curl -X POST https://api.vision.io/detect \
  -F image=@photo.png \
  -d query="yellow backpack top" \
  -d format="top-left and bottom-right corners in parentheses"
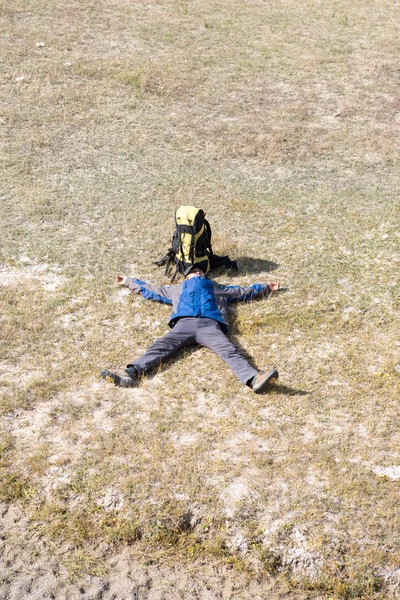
top-left (155, 206), bottom-right (238, 281)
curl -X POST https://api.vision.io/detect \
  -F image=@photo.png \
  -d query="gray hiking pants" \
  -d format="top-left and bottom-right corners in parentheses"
top-left (128, 317), bottom-right (258, 385)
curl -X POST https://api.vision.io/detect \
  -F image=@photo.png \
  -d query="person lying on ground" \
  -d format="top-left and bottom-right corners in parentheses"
top-left (101, 265), bottom-right (280, 393)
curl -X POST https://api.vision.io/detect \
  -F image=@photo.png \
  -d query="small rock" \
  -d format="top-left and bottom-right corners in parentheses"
top-left (35, 41), bottom-right (45, 47)
top-left (64, 62), bottom-right (72, 67)
top-left (15, 76), bottom-right (25, 82)
top-left (395, 364), bottom-right (400, 374)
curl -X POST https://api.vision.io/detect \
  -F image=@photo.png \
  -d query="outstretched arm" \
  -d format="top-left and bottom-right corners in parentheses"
top-left (116, 275), bottom-right (174, 305)
top-left (215, 281), bottom-right (280, 302)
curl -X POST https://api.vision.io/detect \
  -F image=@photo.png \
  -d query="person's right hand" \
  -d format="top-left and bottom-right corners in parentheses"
top-left (116, 275), bottom-right (127, 285)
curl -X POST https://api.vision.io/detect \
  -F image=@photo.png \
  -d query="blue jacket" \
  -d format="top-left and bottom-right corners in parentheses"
top-left (124, 276), bottom-right (270, 330)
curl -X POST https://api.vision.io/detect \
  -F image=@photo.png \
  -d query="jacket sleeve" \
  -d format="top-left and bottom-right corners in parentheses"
top-left (215, 282), bottom-right (271, 303)
top-left (124, 277), bottom-right (174, 305)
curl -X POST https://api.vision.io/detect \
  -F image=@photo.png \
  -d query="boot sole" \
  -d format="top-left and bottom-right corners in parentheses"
top-left (253, 369), bottom-right (279, 393)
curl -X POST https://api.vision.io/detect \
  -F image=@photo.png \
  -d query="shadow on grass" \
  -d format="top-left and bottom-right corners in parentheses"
top-left (210, 257), bottom-right (279, 278)
top-left (216, 332), bottom-right (311, 396)
top-left (148, 350), bottom-right (311, 396)
top-left (236, 257), bottom-right (279, 274)
top-left (269, 383), bottom-right (312, 397)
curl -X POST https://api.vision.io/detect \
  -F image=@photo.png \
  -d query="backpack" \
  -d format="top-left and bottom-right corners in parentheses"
top-left (155, 205), bottom-right (238, 281)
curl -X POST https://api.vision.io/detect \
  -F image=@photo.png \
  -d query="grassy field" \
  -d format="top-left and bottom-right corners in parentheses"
top-left (1, 0), bottom-right (399, 598)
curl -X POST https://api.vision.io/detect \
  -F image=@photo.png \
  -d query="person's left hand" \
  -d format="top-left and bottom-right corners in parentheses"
top-left (268, 281), bottom-right (280, 292)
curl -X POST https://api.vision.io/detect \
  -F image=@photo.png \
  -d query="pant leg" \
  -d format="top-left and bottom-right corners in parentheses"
top-left (195, 319), bottom-right (258, 385)
top-left (128, 317), bottom-right (197, 375)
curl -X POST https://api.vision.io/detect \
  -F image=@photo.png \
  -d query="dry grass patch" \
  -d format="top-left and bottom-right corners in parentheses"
top-left (1, 0), bottom-right (400, 597)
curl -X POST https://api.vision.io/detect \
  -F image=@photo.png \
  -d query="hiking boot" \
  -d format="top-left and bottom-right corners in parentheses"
top-left (100, 367), bottom-right (138, 388)
top-left (251, 369), bottom-right (279, 393)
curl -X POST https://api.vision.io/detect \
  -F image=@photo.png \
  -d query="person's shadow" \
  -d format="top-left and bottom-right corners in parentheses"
top-left (268, 383), bottom-right (311, 396)
top-left (153, 342), bottom-right (310, 396)
top-left (226, 301), bottom-right (310, 396)
top-left (227, 332), bottom-right (310, 396)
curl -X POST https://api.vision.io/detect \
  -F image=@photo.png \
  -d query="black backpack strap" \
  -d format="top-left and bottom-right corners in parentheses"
top-left (155, 230), bottom-right (180, 269)
top-left (204, 218), bottom-right (213, 255)
top-left (170, 230), bottom-right (180, 255)
top-left (154, 247), bottom-right (176, 267)
top-left (189, 228), bottom-right (195, 263)
top-left (171, 263), bottom-right (181, 283)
